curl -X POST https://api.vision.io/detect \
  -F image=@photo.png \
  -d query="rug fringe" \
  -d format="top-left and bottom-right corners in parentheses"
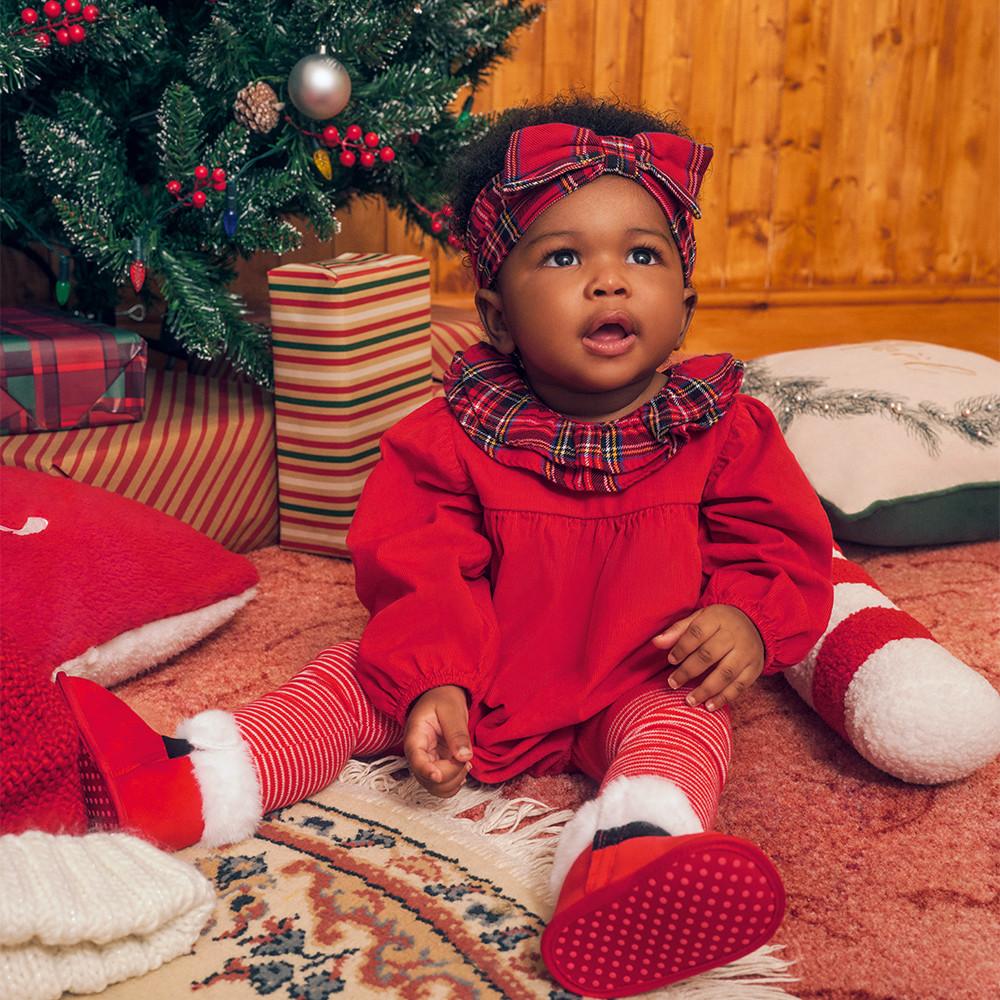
top-left (336, 756), bottom-right (800, 999)
top-left (337, 756), bottom-right (575, 885)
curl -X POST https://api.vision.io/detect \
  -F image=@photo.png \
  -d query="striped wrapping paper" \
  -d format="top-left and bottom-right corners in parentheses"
top-left (429, 313), bottom-right (482, 381)
top-left (268, 253), bottom-right (433, 558)
top-left (0, 367), bottom-right (277, 553)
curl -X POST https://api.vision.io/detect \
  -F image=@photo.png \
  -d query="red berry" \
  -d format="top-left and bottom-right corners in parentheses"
top-left (82, 4), bottom-right (97, 21)
top-left (379, 146), bottom-right (395, 162)
top-left (212, 181), bottom-right (226, 192)
top-left (447, 234), bottom-right (463, 248)
top-left (430, 219), bottom-right (443, 234)
top-left (345, 124), bottom-right (362, 141)
top-left (211, 167), bottom-right (226, 183)
top-left (21, 8), bottom-right (39, 25)
top-left (321, 125), bottom-right (340, 145)
top-left (34, 31), bottom-right (49, 45)
top-left (55, 27), bottom-right (69, 44)
top-left (65, 0), bottom-right (81, 12)
top-left (68, 24), bottom-right (84, 42)
top-left (360, 151), bottom-right (375, 168)
top-left (364, 131), bottom-right (379, 148)
top-left (339, 150), bottom-right (356, 167)
top-left (191, 190), bottom-right (207, 208)
top-left (194, 164), bottom-right (209, 180)
top-left (409, 131), bottom-right (420, 144)
top-left (442, 205), bottom-right (453, 216)
top-left (43, 1), bottom-right (61, 18)
top-left (166, 179), bottom-right (182, 195)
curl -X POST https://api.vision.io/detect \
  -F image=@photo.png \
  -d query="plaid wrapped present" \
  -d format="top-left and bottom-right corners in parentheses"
top-left (268, 252), bottom-right (433, 558)
top-left (0, 308), bottom-right (146, 436)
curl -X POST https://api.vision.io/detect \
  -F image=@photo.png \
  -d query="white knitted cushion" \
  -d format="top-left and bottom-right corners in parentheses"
top-left (0, 831), bottom-right (215, 1000)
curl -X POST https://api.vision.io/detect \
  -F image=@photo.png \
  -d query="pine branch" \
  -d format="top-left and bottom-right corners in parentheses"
top-left (157, 82), bottom-right (207, 180)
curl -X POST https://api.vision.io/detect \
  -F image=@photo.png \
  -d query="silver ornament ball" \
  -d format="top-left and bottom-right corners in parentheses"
top-left (287, 46), bottom-right (352, 120)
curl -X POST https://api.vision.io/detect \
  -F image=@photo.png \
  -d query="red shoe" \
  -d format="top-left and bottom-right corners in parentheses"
top-left (541, 823), bottom-right (786, 998)
top-left (56, 673), bottom-right (205, 851)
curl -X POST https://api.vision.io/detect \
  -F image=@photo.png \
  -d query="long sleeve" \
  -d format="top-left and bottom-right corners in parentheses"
top-left (697, 396), bottom-right (833, 674)
top-left (347, 402), bottom-right (500, 725)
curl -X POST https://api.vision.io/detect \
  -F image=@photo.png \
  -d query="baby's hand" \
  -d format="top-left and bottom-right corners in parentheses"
top-left (403, 684), bottom-right (474, 797)
top-left (651, 605), bottom-right (765, 712)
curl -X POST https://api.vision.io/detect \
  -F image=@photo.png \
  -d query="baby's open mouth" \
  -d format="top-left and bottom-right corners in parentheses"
top-left (582, 321), bottom-right (637, 356)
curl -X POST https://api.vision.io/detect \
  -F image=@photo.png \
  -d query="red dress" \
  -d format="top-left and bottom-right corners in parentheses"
top-left (347, 348), bottom-right (833, 783)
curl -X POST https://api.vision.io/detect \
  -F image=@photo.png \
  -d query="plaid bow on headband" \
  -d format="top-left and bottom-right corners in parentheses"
top-left (465, 123), bottom-right (714, 289)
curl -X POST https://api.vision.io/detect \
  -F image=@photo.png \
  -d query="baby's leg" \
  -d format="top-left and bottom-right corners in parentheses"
top-left (221, 639), bottom-right (403, 815)
top-left (542, 682), bottom-right (782, 997)
top-left (595, 681), bottom-right (733, 832)
top-left (58, 640), bottom-right (402, 852)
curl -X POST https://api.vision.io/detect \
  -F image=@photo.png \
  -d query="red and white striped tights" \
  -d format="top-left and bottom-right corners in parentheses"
top-left (232, 642), bottom-right (732, 832)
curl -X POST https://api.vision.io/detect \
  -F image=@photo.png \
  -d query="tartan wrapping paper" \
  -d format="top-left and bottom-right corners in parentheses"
top-left (268, 252), bottom-right (433, 558)
top-left (0, 367), bottom-right (277, 553)
top-left (0, 308), bottom-right (146, 436)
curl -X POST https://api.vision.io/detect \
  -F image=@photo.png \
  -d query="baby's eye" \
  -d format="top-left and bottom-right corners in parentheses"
top-left (627, 246), bottom-right (662, 266)
top-left (543, 249), bottom-right (579, 267)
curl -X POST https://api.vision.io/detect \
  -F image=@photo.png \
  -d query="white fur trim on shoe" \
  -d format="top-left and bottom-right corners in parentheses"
top-left (175, 710), bottom-right (262, 848)
top-left (547, 776), bottom-right (703, 902)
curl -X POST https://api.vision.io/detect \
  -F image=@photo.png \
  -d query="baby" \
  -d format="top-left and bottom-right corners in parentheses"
top-left (59, 95), bottom-right (833, 997)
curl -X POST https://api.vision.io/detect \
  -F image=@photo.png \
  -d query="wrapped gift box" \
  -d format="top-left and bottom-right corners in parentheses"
top-left (268, 252), bottom-right (433, 558)
top-left (428, 305), bottom-right (482, 381)
top-left (0, 307), bottom-right (147, 436)
top-left (0, 367), bottom-right (277, 553)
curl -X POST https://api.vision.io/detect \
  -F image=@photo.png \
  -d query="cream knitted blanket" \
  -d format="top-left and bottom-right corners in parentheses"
top-left (0, 831), bottom-right (215, 1000)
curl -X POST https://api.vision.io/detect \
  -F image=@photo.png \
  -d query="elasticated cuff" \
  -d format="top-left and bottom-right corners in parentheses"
top-left (696, 594), bottom-right (777, 674)
top-left (393, 673), bottom-right (477, 727)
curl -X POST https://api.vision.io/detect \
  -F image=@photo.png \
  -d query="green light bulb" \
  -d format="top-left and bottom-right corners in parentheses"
top-left (55, 255), bottom-right (71, 306)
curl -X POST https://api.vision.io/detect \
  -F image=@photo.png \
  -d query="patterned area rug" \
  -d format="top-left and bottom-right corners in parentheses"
top-left (110, 543), bottom-right (1000, 1000)
top-left (93, 760), bottom-right (795, 1000)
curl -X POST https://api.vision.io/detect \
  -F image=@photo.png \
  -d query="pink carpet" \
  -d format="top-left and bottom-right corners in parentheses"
top-left (118, 541), bottom-right (1000, 1000)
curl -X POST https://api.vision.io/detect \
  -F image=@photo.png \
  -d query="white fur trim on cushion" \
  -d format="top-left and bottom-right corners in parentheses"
top-left (55, 587), bottom-right (257, 688)
top-left (844, 637), bottom-right (1000, 784)
top-left (0, 831), bottom-right (214, 1000)
top-left (175, 710), bottom-right (262, 848)
top-left (548, 776), bottom-right (702, 902)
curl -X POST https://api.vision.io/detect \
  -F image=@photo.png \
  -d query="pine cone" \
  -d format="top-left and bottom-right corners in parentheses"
top-left (234, 81), bottom-right (283, 134)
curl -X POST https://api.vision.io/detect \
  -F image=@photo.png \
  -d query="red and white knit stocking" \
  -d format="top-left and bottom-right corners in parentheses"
top-left (784, 546), bottom-right (1000, 783)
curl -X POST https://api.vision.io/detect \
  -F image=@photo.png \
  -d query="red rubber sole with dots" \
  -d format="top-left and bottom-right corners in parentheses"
top-left (541, 833), bottom-right (786, 998)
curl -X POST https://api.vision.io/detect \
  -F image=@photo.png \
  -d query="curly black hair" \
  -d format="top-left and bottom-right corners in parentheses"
top-left (446, 93), bottom-right (694, 247)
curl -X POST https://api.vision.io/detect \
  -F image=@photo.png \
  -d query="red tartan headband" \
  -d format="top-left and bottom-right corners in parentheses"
top-left (464, 122), bottom-right (713, 289)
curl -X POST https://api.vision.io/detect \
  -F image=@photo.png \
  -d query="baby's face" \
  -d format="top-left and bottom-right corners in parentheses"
top-left (479, 176), bottom-right (697, 420)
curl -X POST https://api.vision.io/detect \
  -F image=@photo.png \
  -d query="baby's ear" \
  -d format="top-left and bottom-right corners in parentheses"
top-left (475, 288), bottom-right (516, 355)
top-left (676, 286), bottom-right (698, 349)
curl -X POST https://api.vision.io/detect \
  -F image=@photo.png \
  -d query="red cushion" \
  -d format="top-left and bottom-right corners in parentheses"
top-left (0, 467), bottom-right (259, 679)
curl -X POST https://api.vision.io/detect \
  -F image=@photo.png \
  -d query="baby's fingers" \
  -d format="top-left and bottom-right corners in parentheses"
top-left (686, 653), bottom-right (753, 711)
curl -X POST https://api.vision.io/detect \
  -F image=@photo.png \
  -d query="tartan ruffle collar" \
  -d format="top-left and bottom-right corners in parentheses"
top-left (442, 342), bottom-right (744, 493)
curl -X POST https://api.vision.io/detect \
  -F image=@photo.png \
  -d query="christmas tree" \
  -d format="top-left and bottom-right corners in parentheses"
top-left (0, 0), bottom-right (542, 387)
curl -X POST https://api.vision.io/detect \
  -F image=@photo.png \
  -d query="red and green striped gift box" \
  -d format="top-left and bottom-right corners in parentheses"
top-left (267, 252), bottom-right (433, 558)
top-left (1, 307), bottom-right (146, 436)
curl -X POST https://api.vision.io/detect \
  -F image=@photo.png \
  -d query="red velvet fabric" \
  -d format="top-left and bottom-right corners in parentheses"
top-left (349, 393), bottom-right (834, 783)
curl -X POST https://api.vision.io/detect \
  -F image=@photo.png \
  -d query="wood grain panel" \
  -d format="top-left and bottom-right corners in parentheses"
top-left (241, 0), bottom-right (999, 306)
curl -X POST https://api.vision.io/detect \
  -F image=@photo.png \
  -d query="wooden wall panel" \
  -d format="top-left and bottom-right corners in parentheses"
top-left (271, 0), bottom-right (998, 302)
